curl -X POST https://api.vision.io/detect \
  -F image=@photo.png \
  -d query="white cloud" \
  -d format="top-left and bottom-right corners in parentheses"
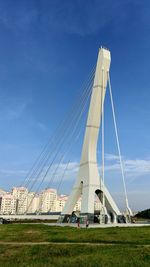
top-left (1, 155), bottom-right (149, 210)
top-left (0, 169), bottom-right (27, 177)
top-left (2, 154), bottom-right (150, 199)
top-left (25, 154), bottom-right (150, 185)
top-left (104, 153), bottom-right (150, 180)
top-left (43, 161), bottom-right (79, 183)
top-left (114, 191), bottom-right (150, 212)
top-left (125, 159), bottom-right (150, 176)
top-left (105, 153), bottom-right (120, 161)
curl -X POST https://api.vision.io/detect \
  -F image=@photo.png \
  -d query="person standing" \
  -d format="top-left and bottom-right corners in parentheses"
top-left (77, 217), bottom-right (80, 228)
top-left (86, 218), bottom-right (89, 228)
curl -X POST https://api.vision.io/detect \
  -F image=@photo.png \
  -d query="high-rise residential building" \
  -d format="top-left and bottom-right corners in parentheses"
top-left (0, 186), bottom-right (103, 215)
top-left (0, 193), bottom-right (17, 215)
top-left (0, 188), bottom-right (6, 213)
top-left (0, 188), bottom-right (6, 195)
top-left (56, 195), bottom-right (68, 212)
top-left (40, 188), bottom-right (57, 213)
top-left (12, 187), bottom-right (28, 214)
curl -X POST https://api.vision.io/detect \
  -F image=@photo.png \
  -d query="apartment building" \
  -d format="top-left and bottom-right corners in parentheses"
top-left (0, 193), bottom-right (17, 215)
top-left (0, 188), bottom-right (6, 213)
top-left (12, 187), bottom-right (28, 214)
top-left (56, 195), bottom-right (68, 212)
top-left (40, 188), bottom-right (57, 213)
top-left (0, 187), bottom-right (102, 214)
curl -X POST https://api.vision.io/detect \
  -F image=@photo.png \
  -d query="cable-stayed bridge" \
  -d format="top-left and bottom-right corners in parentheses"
top-left (3, 47), bottom-right (132, 224)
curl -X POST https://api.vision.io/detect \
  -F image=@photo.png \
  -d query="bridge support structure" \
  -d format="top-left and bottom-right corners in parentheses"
top-left (59, 48), bottom-right (124, 224)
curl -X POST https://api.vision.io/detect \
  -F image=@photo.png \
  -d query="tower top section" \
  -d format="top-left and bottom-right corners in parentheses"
top-left (100, 45), bottom-right (110, 53)
top-left (93, 47), bottom-right (111, 89)
top-left (99, 47), bottom-right (111, 64)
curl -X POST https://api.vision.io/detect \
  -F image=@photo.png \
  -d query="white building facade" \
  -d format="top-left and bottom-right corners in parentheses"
top-left (12, 187), bottom-right (28, 214)
top-left (39, 188), bottom-right (57, 213)
top-left (0, 187), bottom-right (103, 215)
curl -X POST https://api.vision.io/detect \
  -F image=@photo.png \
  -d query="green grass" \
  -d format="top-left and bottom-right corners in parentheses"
top-left (0, 224), bottom-right (150, 245)
top-left (0, 224), bottom-right (150, 266)
top-left (0, 244), bottom-right (150, 267)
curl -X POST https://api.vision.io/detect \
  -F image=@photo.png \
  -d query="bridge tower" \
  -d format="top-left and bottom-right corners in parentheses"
top-left (61, 47), bottom-right (121, 223)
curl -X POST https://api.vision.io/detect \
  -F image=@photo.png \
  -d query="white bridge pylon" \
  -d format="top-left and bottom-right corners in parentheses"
top-left (61, 48), bottom-right (121, 223)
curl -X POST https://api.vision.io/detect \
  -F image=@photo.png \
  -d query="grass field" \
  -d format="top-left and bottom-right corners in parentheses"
top-left (0, 224), bottom-right (150, 267)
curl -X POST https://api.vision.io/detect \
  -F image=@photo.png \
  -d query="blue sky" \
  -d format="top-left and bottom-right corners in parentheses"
top-left (0, 0), bottom-right (150, 211)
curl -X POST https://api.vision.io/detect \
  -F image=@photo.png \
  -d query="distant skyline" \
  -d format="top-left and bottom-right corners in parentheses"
top-left (0, 0), bottom-right (150, 211)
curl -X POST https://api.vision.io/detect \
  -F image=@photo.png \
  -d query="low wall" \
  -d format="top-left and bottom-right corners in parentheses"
top-left (1, 214), bottom-right (59, 221)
